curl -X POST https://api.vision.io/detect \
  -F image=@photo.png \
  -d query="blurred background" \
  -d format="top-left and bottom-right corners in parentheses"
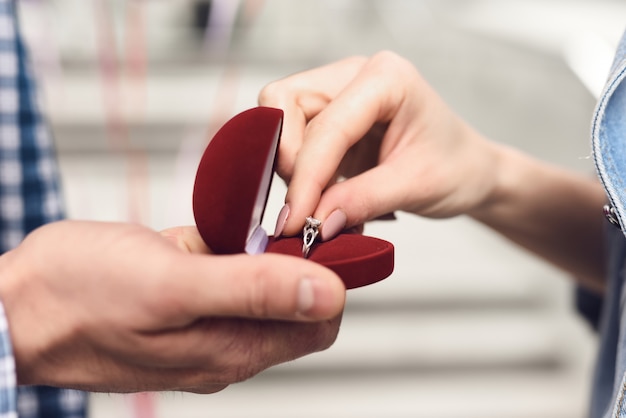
top-left (15, 0), bottom-right (626, 417)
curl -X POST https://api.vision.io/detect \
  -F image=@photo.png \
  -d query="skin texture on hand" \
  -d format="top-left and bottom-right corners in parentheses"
top-left (0, 221), bottom-right (345, 393)
top-left (259, 52), bottom-right (499, 234)
top-left (259, 50), bottom-right (607, 290)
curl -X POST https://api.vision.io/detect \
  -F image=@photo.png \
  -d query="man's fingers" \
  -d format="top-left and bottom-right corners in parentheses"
top-left (163, 252), bottom-right (346, 327)
top-left (134, 316), bottom-right (342, 378)
top-left (160, 226), bottom-right (212, 254)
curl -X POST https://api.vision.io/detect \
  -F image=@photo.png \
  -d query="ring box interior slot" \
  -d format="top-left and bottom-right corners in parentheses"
top-left (193, 106), bottom-right (394, 289)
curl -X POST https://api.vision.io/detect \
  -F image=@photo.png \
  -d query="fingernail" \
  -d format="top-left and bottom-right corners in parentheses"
top-left (297, 278), bottom-right (315, 315)
top-left (274, 204), bottom-right (290, 237)
top-left (321, 209), bottom-right (347, 241)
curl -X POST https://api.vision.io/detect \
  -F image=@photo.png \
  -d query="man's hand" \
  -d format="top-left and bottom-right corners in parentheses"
top-left (0, 221), bottom-right (345, 393)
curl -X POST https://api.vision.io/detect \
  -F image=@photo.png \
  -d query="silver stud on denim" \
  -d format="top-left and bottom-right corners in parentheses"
top-left (604, 204), bottom-right (621, 229)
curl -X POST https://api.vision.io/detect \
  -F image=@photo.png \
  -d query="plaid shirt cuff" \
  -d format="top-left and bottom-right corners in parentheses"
top-left (0, 301), bottom-right (17, 418)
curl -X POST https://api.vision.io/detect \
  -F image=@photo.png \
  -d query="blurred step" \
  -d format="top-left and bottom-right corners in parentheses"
top-left (267, 309), bottom-right (593, 375)
top-left (89, 369), bottom-right (593, 418)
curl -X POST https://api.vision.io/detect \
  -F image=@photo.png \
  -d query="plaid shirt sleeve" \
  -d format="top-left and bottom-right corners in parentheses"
top-left (0, 302), bottom-right (16, 418)
top-left (0, 1), bottom-right (88, 417)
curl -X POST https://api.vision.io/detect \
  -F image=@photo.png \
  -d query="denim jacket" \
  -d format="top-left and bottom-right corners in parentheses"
top-left (590, 28), bottom-right (626, 418)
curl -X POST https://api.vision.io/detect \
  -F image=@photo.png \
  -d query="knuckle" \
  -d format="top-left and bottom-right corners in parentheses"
top-left (312, 319), bottom-right (341, 352)
top-left (369, 50), bottom-right (403, 67)
top-left (176, 320), bottom-right (267, 386)
top-left (225, 363), bottom-right (263, 383)
top-left (344, 54), bottom-right (369, 66)
top-left (211, 361), bottom-right (259, 385)
top-left (281, 321), bottom-right (341, 358)
top-left (258, 81), bottom-right (284, 106)
top-left (214, 322), bottom-right (267, 383)
top-left (368, 50), bottom-right (417, 80)
top-left (275, 145), bottom-right (297, 182)
top-left (307, 116), bottom-right (351, 149)
top-left (189, 319), bottom-right (342, 387)
top-left (243, 260), bottom-right (276, 318)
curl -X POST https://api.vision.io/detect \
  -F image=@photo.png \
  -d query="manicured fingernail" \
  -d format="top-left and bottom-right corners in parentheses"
top-left (274, 204), bottom-right (290, 237)
top-left (297, 278), bottom-right (315, 315)
top-left (321, 209), bottom-right (347, 241)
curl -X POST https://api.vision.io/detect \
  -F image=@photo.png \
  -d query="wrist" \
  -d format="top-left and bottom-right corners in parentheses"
top-left (466, 140), bottom-right (529, 224)
top-left (465, 141), bottom-right (607, 286)
top-left (444, 126), bottom-right (505, 220)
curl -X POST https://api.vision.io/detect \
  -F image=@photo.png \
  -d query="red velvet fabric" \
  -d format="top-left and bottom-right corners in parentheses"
top-left (193, 107), bottom-right (283, 254)
top-left (193, 106), bottom-right (395, 289)
top-left (266, 234), bottom-right (394, 289)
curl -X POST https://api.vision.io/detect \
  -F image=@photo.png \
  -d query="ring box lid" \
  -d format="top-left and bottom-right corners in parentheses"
top-left (193, 107), bottom-right (281, 255)
top-left (192, 107), bottom-right (394, 289)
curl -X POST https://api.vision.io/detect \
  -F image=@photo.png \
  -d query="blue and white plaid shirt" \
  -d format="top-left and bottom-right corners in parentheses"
top-left (0, 1), bottom-right (87, 417)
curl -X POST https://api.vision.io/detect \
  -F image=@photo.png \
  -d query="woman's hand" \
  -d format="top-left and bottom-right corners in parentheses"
top-left (260, 51), bottom-right (498, 239)
top-left (260, 50), bottom-right (607, 289)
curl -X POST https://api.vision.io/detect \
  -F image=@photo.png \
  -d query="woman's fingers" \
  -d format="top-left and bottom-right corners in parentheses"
top-left (313, 164), bottom-right (410, 232)
top-left (259, 56), bottom-right (369, 183)
top-left (273, 52), bottom-right (415, 236)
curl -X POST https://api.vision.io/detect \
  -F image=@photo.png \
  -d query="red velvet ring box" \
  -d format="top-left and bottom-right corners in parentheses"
top-left (192, 106), bottom-right (394, 289)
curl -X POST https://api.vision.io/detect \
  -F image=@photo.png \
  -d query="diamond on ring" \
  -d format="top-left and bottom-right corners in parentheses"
top-left (302, 216), bottom-right (321, 258)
